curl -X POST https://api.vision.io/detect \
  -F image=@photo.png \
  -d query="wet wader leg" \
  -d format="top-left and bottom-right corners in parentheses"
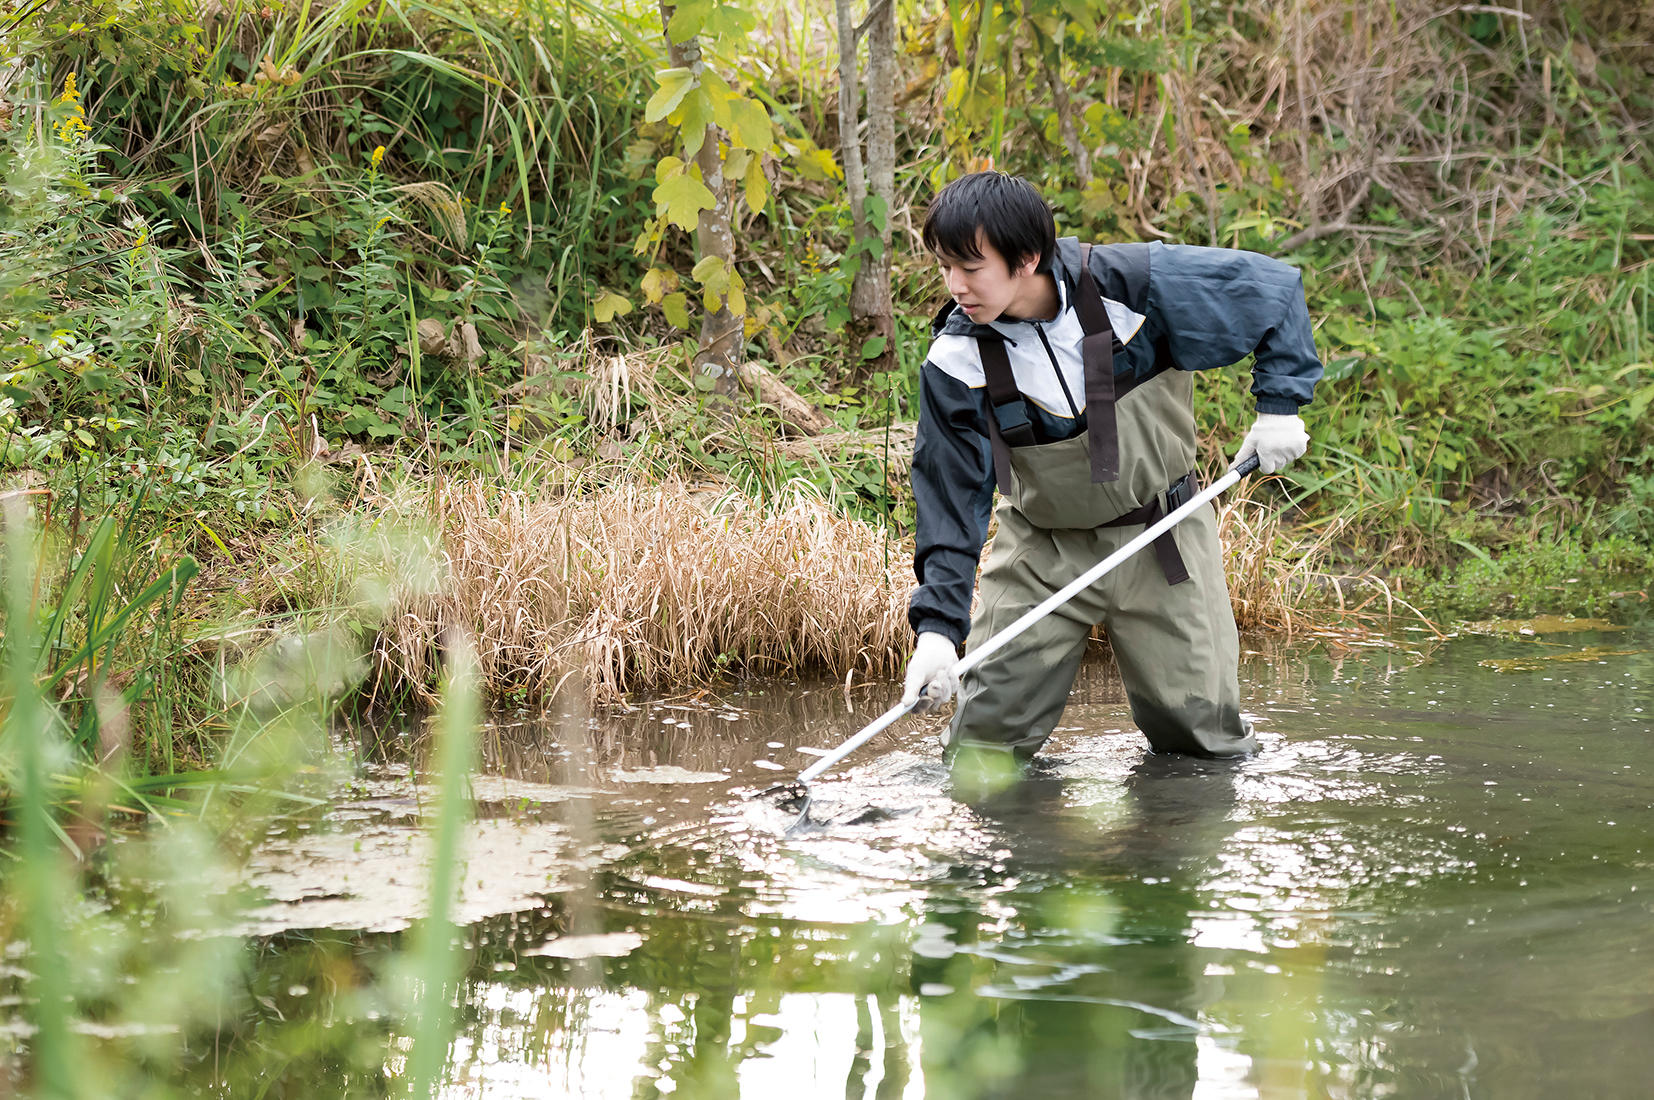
top-left (1101, 502), bottom-right (1256, 757)
top-left (947, 509), bottom-right (1104, 758)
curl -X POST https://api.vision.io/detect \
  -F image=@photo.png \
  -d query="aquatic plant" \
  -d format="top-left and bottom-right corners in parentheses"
top-left (0, 495), bottom-right (483, 1095)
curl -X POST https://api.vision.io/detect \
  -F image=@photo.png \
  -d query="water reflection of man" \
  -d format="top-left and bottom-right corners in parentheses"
top-left (913, 758), bottom-right (1242, 1099)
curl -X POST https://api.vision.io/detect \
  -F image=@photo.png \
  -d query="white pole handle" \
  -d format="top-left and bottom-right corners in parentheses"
top-left (795, 461), bottom-right (1254, 785)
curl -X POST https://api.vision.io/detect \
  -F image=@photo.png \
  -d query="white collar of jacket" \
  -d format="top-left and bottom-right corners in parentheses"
top-left (927, 271), bottom-right (1148, 419)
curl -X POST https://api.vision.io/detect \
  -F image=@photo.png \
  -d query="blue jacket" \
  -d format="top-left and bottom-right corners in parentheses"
top-left (908, 240), bottom-right (1324, 644)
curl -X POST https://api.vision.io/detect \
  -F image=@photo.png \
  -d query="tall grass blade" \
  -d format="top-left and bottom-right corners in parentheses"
top-left (37, 557), bottom-right (199, 696)
top-left (38, 513), bottom-right (115, 668)
top-left (405, 632), bottom-right (478, 1098)
top-left (3, 501), bottom-right (80, 1095)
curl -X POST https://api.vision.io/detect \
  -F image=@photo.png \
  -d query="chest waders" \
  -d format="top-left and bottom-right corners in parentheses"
top-left (948, 244), bottom-right (1257, 760)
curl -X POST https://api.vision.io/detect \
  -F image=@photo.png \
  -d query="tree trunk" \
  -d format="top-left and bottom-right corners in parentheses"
top-left (660, 3), bottom-right (743, 396)
top-left (836, 0), bottom-right (867, 237)
top-left (1034, 20), bottom-right (1091, 188)
top-left (839, 0), bottom-right (897, 379)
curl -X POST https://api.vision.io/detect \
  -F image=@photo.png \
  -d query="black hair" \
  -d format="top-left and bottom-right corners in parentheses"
top-left (921, 171), bottom-right (1055, 273)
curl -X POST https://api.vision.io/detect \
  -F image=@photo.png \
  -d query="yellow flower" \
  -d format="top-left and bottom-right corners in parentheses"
top-left (498, 202), bottom-right (511, 215)
top-left (55, 115), bottom-right (91, 144)
top-left (371, 145), bottom-right (385, 167)
top-left (54, 72), bottom-right (91, 144)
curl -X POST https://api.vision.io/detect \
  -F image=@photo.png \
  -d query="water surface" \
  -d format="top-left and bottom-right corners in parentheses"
top-left (216, 620), bottom-right (1654, 1096)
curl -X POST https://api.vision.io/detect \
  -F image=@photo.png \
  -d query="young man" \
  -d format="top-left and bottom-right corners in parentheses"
top-left (900, 171), bottom-right (1322, 760)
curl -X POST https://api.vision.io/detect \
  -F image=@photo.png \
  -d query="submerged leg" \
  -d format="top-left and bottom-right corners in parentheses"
top-left (1100, 502), bottom-right (1255, 757)
top-left (947, 511), bottom-right (1098, 760)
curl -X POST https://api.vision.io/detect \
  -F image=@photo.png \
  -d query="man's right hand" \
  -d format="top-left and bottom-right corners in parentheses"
top-left (901, 632), bottom-right (961, 713)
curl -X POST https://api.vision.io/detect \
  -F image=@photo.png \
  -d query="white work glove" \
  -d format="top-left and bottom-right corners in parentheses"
top-left (901, 631), bottom-right (960, 713)
top-left (1231, 412), bottom-right (1309, 474)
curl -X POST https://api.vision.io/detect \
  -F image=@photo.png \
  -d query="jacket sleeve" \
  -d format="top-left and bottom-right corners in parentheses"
top-left (908, 362), bottom-right (994, 645)
top-left (1143, 243), bottom-right (1323, 414)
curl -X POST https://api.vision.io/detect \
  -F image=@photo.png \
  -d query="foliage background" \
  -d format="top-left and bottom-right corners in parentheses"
top-left (1, 0), bottom-right (1651, 729)
top-left (0, 2), bottom-right (1651, 1092)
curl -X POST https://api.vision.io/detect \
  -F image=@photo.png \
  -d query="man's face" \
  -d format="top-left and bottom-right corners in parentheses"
top-left (936, 233), bottom-right (1039, 325)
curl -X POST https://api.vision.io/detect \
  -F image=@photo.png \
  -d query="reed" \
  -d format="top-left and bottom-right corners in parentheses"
top-left (372, 475), bottom-right (913, 704)
top-left (2, 502), bottom-right (79, 1096)
top-left (364, 461), bottom-right (1354, 706)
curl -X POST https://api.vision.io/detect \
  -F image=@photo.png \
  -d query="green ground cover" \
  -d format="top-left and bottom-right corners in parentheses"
top-left (1, 4), bottom-right (1652, 1093)
top-left (1, 0), bottom-right (1651, 775)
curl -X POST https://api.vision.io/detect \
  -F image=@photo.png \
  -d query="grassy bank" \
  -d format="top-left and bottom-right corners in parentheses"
top-left (1, 0), bottom-right (1651, 781)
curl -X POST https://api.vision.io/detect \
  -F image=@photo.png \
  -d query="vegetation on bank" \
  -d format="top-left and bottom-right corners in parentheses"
top-left (0, 3), bottom-right (1650, 1092)
top-left (0, 0), bottom-right (1651, 772)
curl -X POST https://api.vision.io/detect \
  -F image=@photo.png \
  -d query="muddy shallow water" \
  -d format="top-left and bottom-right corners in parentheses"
top-left (218, 620), bottom-right (1654, 1095)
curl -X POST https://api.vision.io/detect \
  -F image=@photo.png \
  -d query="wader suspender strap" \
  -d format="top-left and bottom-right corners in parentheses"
top-left (977, 246), bottom-right (1120, 488)
top-left (1074, 243), bottom-right (1120, 483)
top-left (978, 336), bottom-right (1029, 493)
top-left (1073, 242), bottom-right (1189, 584)
top-left (975, 246), bottom-right (1190, 586)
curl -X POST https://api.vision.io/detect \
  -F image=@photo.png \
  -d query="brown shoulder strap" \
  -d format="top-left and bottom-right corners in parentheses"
top-left (978, 335), bottom-right (1032, 491)
top-left (1076, 243), bottom-right (1120, 484)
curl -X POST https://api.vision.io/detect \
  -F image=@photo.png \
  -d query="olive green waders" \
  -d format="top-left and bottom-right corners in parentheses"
top-left (948, 369), bottom-right (1257, 759)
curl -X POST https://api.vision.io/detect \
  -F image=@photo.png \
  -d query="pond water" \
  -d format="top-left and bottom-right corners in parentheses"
top-left (195, 619), bottom-right (1654, 1095)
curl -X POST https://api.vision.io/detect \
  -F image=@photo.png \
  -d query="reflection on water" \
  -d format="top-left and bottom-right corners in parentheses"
top-left (64, 626), bottom-right (1654, 1095)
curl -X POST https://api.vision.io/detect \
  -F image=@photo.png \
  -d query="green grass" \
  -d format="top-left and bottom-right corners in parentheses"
top-left (2, 0), bottom-right (1649, 668)
top-left (0, 492), bottom-right (482, 1095)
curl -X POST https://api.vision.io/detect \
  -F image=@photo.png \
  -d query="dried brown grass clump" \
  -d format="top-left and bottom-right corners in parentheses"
top-left (367, 463), bottom-right (1382, 706)
top-left (1215, 474), bottom-right (1441, 640)
top-left (898, 0), bottom-right (1647, 267)
top-left (373, 478), bottom-right (912, 705)
top-left (1180, 0), bottom-right (1641, 260)
top-left (1216, 476), bottom-right (1308, 635)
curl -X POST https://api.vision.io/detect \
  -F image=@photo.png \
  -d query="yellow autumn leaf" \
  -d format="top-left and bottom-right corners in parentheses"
top-left (744, 155), bottom-right (768, 215)
top-left (641, 267), bottom-right (678, 304)
top-left (592, 290), bottom-right (633, 323)
top-left (727, 95), bottom-right (772, 151)
top-left (653, 171), bottom-right (715, 231)
top-left (645, 68), bottom-right (696, 123)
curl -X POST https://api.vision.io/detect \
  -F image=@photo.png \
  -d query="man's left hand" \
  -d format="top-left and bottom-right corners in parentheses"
top-left (1231, 412), bottom-right (1308, 473)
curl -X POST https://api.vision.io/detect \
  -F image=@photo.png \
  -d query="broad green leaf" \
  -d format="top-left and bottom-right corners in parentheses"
top-left (593, 290), bottom-right (632, 323)
top-left (727, 95), bottom-right (772, 151)
top-left (654, 171), bottom-right (716, 231)
top-left (662, 291), bottom-right (691, 329)
top-left (860, 335), bottom-right (888, 360)
top-left (704, 2), bottom-right (757, 39)
top-left (1629, 381), bottom-right (1654, 422)
top-left (677, 86), bottom-right (715, 159)
top-left (701, 69), bottom-right (735, 129)
top-left (691, 255), bottom-right (730, 299)
top-left (865, 193), bottom-right (888, 233)
top-left (667, 0), bottom-right (714, 42)
top-left (645, 69), bottom-right (695, 124)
